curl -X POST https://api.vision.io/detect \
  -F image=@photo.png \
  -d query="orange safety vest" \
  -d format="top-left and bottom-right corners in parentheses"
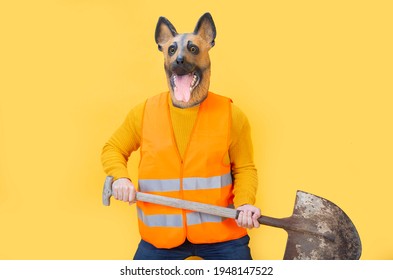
top-left (137, 92), bottom-right (247, 249)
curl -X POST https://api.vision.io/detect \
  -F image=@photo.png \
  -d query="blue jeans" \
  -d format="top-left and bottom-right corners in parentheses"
top-left (133, 235), bottom-right (252, 260)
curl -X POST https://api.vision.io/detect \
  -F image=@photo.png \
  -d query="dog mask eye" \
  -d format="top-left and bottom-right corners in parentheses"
top-left (168, 44), bottom-right (177, 56)
top-left (187, 42), bottom-right (199, 55)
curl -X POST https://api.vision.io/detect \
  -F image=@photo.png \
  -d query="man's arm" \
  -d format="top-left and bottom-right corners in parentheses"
top-left (229, 104), bottom-right (260, 228)
top-left (101, 102), bottom-right (145, 204)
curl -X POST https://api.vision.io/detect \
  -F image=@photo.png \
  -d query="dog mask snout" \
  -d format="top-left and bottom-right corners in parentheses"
top-left (176, 56), bottom-right (184, 64)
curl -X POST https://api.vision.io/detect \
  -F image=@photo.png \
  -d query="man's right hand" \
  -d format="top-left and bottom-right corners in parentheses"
top-left (112, 178), bottom-right (136, 205)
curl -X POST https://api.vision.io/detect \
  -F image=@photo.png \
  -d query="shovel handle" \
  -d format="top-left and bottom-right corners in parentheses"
top-left (103, 176), bottom-right (287, 227)
top-left (103, 176), bottom-right (310, 237)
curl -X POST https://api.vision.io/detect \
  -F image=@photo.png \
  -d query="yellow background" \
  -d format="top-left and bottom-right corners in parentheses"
top-left (1, 0), bottom-right (392, 260)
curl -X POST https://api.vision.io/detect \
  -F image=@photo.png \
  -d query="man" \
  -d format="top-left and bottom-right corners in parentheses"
top-left (101, 13), bottom-right (260, 260)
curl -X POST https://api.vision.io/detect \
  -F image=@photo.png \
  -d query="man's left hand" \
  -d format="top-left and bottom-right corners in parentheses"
top-left (236, 204), bottom-right (261, 229)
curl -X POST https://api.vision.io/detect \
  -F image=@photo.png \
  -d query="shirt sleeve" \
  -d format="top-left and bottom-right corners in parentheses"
top-left (101, 102), bottom-right (145, 180)
top-left (229, 104), bottom-right (259, 208)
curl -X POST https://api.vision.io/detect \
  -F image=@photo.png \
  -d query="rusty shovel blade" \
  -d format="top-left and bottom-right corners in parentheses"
top-left (260, 191), bottom-right (362, 260)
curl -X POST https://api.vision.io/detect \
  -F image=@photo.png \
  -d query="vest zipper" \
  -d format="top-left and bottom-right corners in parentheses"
top-left (167, 94), bottom-right (204, 241)
top-left (179, 160), bottom-right (187, 233)
top-left (166, 97), bottom-right (188, 240)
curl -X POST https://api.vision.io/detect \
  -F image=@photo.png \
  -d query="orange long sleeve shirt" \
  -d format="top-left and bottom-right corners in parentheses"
top-left (101, 93), bottom-right (258, 207)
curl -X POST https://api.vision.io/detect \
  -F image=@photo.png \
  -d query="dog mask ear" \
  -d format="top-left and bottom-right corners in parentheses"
top-left (194, 13), bottom-right (216, 47)
top-left (155, 17), bottom-right (178, 51)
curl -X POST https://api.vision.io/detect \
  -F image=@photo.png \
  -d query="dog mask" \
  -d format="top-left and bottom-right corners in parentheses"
top-left (155, 13), bottom-right (216, 108)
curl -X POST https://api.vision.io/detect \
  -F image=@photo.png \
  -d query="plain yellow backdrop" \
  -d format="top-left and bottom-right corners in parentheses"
top-left (1, 0), bottom-right (392, 260)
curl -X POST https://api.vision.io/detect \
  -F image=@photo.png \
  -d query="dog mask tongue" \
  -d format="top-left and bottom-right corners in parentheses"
top-left (174, 74), bottom-right (193, 103)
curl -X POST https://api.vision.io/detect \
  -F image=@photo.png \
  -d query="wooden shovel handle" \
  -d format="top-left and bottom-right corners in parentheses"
top-left (103, 176), bottom-right (274, 225)
top-left (137, 193), bottom-right (291, 232)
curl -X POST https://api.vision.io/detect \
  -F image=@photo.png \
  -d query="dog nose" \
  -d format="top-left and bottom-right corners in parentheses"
top-left (176, 56), bottom-right (184, 64)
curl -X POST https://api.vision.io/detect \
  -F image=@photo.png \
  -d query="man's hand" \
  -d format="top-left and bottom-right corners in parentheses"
top-left (112, 178), bottom-right (136, 205)
top-left (236, 204), bottom-right (261, 229)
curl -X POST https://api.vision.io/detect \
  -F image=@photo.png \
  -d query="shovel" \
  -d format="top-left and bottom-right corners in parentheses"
top-left (102, 176), bottom-right (362, 260)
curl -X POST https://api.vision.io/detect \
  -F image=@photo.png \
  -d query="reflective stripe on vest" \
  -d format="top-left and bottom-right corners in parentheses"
top-left (137, 208), bottom-right (183, 227)
top-left (137, 207), bottom-right (226, 227)
top-left (138, 178), bottom-right (180, 192)
top-left (186, 212), bottom-right (226, 225)
top-left (138, 172), bottom-right (232, 192)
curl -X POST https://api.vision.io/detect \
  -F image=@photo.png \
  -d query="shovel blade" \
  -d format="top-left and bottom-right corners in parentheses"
top-left (283, 191), bottom-right (362, 260)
